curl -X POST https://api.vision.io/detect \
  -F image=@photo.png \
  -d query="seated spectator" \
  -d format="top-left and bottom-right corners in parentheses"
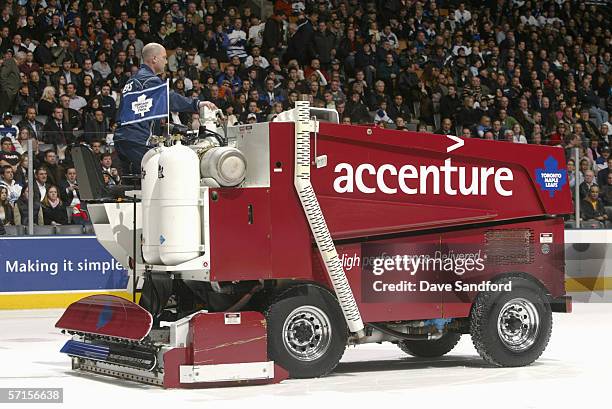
top-left (374, 101), bottom-right (394, 126)
top-left (14, 84), bottom-right (35, 115)
top-left (59, 166), bottom-right (81, 206)
top-left (0, 113), bottom-right (20, 149)
top-left (77, 75), bottom-right (97, 101)
top-left (43, 106), bottom-right (73, 149)
top-left (59, 94), bottom-right (81, 131)
top-left (580, 170), bottom-right (598, 200)
top-left (38, 86), bottom-right (58, 117)
top-left (100, 153), bottom-right (120, 185)
top-left (581, 185), bottom-right (609, 228)
top-left (13, 153), bottom-right (29, 186)
top-left (388, 95), bottom-right (410, 122)
top-left (475, 116), bottom-right (492, 138)
top-left (597, 158), bottom-right (612, 186)
top-left (41, 150), bottom-right (63, 187)
top-left (93, 51), bottom-right (112, 79)
top-left (245, 112), bottom-right (258, 124)
top-left (598, 124), bottom-right (610, 145)
top-left (578, 109), bottom-right (600, 142)
top-left (512, 123), bottom-right (528, 144)
top-left (0, 165), bottom-right (22, 204)
top-left (65, 83), bottom-right (87, 111)
top-left (14, 184), bottom-right (43, 226)
top-left (90, 140), bottom-right (102, 161)
top-left (394, 117), bottom-right (407, 131)
top-left (41, 185), bottom-right (68, 226)
top-left (83, 109), bottom-right (108, 144)
top-left (346, 92), bottom-right (370, 124)
top-left (0, 185), bottom-right (14, 225)
top-left (0, 137), bottom-right (20, 169)
top-left (32, 167), bottom-right (49, 204)
top-left (16, 106), bottom-right (44, 141)
top-left (98, 84), bottom-right (116, 121)
top-left (567, 159), bottom-right (582, 199)
top-left (596, 147), bottom-right (611, 171)
top-left (491, 120), bottom-right (505, 141)
top-left (435, 118), bottom-right (454, 135)
top-left (600, 173), bottom-right (612, 207)
top-left (102, 172), bottom-right (113, 188)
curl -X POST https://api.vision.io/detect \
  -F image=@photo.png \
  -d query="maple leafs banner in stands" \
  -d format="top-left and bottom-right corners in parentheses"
top-left (117, 81), bottom-right (169, 125)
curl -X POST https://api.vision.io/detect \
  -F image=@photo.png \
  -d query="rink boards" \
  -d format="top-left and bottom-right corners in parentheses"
top-left (0, 232), bottom-right (610, 309)
top-left (0, 235), bottom-right (132, 309)
top-left (564, 229), bottom-right (612, 302)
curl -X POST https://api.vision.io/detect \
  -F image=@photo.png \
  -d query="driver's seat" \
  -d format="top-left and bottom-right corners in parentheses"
top-left (71, 145), bottom-right (134, 201)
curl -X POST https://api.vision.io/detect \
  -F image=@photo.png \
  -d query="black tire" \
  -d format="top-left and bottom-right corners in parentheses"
top-left (265, 286), bottom-right (347, 379)
top-left (470, 275), bottom-right (552, 367)
top-left (397, 332), bottom-right (462, 358)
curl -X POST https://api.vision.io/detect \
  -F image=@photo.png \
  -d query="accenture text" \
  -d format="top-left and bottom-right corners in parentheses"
top-left (333, 158), bottom-right (513, 196)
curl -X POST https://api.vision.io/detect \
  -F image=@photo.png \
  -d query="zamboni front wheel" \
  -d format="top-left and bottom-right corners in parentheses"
top-left (397, 332), bottom-right (461, 358)
top-left (265, 286), bottom-right (347, 378)
top-left (470, 276), bottom-right (552, 367)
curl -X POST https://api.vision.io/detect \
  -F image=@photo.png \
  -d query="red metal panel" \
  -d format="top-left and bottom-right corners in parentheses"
top-left (310, 123), bottom-right (571, 240)
top-left (55, 295), bottom-right (152, 341)
top-left (189, 311), bottom-right (268, 365)
top-left (209, 188), bottom-right (273, 281)
top-left (162, 347), bottom-right (288, 388)
top-left (319, 195), bottom-right (496, 240)
top-left (157, 311), bottom-right (291, 388)
top-left (208, 122), bottom-right (569, 324)
top-left (336, 237), bottom-right (443, 323)
top-left (441, 218), bottom-right (567, 318)
top-left (268, 123), bottom-right (313, 279)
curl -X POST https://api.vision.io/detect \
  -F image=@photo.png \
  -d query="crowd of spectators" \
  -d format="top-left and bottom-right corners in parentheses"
top-left (0, 0), bottom-right (611, 232)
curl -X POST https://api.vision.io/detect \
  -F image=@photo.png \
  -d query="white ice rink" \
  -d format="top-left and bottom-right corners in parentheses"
top-left (1, 303), bottom-right (610, 408)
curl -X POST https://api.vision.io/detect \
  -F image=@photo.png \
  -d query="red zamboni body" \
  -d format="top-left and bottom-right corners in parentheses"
top-left (57, 102), bottom-right (572, 388)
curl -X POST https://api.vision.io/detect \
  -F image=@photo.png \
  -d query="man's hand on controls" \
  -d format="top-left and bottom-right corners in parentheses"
top-left (199, 101), bottom-right (218, 111)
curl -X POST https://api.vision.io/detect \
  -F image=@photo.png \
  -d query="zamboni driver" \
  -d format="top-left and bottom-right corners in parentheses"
top-left (113, 43), bottom-right (218, 174)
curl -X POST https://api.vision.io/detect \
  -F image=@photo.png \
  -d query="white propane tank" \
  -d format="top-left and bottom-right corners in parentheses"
top-left (141, 146), bottom-right (164, 264)
top-left (157, 140), bottom-right (201, 266)
top-left (200, 147), bottom-right (247, 187)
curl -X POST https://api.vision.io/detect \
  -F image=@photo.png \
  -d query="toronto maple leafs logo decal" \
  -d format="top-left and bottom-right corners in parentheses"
top-left (131, 94), bottom-right (153, 117)
top-left (535, 156), bottom-right (567, 197)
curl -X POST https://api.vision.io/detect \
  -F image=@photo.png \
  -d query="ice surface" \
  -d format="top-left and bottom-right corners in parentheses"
top-left (1, 304), bottom-right (610, 408)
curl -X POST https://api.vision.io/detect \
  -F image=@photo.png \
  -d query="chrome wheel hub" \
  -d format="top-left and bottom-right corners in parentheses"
top-left (282, 306), bottom-right (332, 361)
top-left (497, 297), bottom-right (540, 352)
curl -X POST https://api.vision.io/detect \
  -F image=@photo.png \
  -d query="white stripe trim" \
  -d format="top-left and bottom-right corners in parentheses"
top-left (119, 113), bottom-right (168, 126)
top-left (0, 235), bottom-right (96, 240)
top-left (565, 229), bottom-right (612, 244)
top-left (122, 81), bottom-right (168, 97)
top-left (0, 289), bottom-right (127, 295)
top-left (180, 361), bottom-right (274, 383)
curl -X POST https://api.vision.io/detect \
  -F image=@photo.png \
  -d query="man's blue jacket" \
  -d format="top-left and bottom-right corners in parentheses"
top-left (114, 64), bottom-right (199, 145)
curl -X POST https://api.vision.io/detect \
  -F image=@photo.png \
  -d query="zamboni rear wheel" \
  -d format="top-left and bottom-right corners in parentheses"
top-left (470, 276), bottom-right (552, 367)
top-left (265, 286), bottom-right (348, 378)
top-left (398, 332), bottom-right (461, 358)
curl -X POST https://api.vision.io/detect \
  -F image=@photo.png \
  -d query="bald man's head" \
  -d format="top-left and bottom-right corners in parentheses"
top-left (142, 43), bottom-right (167, 74)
